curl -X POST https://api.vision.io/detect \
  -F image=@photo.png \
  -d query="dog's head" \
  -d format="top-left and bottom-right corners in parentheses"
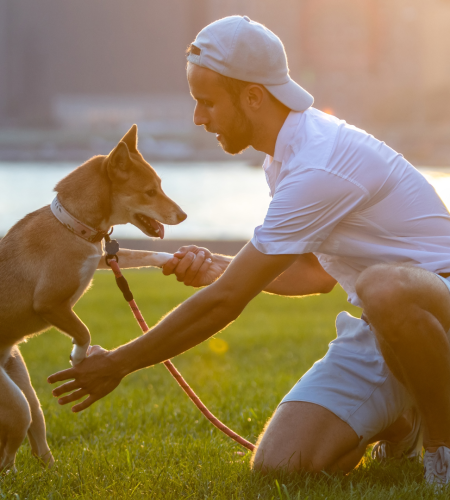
top-left (106, 125), bottom-right (187, 239)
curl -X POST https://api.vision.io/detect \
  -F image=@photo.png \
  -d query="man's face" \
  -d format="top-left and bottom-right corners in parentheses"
top-left (187, 63), bottom-right (253, 155)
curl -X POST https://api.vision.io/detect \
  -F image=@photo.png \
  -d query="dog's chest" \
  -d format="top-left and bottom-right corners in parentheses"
top-left (69, 252), bottom-right (102, 307)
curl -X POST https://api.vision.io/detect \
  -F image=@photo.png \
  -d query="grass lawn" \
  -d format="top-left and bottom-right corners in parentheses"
top-left (2, 269), bottom-right (447, 499)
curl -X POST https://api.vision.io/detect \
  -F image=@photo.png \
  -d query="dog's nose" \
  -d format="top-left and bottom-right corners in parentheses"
top-left (177, 211), bottom-right (187, 223)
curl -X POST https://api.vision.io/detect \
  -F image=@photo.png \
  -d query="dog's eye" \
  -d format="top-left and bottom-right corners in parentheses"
top-left (146, 189), bottom-right (157, 197)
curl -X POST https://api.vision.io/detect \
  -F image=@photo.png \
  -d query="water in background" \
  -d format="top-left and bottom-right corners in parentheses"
top-left (0, 162), bottom-right (269, 240)
top-left (1, 162), bottom-right (450, 240)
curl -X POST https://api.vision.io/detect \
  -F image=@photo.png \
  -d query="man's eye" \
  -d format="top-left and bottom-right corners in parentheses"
top-left (146, 189), bottom-right (157, 197)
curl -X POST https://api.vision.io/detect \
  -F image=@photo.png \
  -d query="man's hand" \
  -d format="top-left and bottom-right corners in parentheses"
top-left (162, 245), bottom-right (231, 287)
top-left (48, 346), bottom-right (123, 412)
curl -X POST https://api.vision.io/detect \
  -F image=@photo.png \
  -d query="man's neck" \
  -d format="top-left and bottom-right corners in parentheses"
top-left (251, 106), bottom-right (291, 157)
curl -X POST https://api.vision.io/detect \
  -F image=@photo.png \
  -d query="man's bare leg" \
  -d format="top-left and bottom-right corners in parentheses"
top-left (251, 402), bottom-right (418, 475)
top-left (251, 402), bottom-right (362, 474)
top-left (355, 265), bottom-right (450, 451)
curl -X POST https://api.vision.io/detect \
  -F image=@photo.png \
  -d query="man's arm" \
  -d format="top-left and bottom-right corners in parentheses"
top-left (111, 243), bottom-right (297, 372)
top-left (263, 253), bottom-right (336, 296)
top-left (163, 246), bottom-right (336, 296)
top-left (49, 243), bottom-right (298, 410)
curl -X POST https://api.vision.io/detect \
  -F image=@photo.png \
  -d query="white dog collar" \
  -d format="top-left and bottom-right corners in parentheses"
top-left (50, 196), bottom-right (110, 243)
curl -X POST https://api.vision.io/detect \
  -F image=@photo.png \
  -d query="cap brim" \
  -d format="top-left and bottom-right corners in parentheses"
top-left (264, 78), bottom-right (314, 112)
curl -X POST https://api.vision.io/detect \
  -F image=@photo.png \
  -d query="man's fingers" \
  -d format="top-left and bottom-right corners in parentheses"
top-left (173, 252), bottom-right (196, 281)
top-left (72, 395), bottom-right (99, 413)
top-left (183, 251), bottom-right (207, 285)
top-left (190, 258), bottom-right (214, 287)
top-left (162, 256), bottom-right (180, 276)
top-left (174, 246), bottom-right (212, 259)
top-left (58, 389), bottom-right (88, 406)
top-left (87, 345), bottom-right (105, 356)
top-left (174, 245), bottom-right (191, 256)
top-left (48, 367), bottom-right (77, 384)
top-left (173, 245), bottom-right (199, 259)
top-left (162, 246), bottom-right (213, 282)
top-left (52, 380), bottom-right (80, 397)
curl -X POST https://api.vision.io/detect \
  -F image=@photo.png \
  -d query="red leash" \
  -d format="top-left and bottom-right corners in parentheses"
top-left (107, 259), bottom-right (255, 452)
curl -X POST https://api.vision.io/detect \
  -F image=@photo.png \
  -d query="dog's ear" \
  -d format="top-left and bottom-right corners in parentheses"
top-left (119, 124), bottom-right (138, 154)
top-left (107, 142), bottom-right (130, 182)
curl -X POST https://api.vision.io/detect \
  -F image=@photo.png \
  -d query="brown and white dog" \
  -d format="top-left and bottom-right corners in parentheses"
top-left (0, 125), bottom-right (186, 471)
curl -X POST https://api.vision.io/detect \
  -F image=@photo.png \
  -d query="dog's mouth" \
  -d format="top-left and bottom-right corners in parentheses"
top-left (135, 213), bottom-right (165, 239)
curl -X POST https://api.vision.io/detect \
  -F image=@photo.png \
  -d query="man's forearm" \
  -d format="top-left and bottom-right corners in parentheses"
top-left (108, 248), bottom-right (302, 376)
top-left (211, 253), bottom-right (233, 272)
top-left (109, 281), bottom-right (242, 377)
top-left (263, 253), bottom-right (336, 296)
top-left (198, 252), bottom-right (336, 296)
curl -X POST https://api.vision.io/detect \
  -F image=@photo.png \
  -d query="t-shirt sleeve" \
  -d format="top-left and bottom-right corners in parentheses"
top-left (251, 169), bottom-right (368, 254)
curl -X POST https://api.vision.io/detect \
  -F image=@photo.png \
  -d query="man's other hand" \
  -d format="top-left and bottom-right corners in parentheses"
top-left (162, 245), bottom-right (231, 287)
top-left (48, 346), bottom-right (122, 412)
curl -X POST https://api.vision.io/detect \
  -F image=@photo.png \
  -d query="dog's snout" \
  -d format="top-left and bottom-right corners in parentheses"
top-left (177, 211), bottom-right (187, 223)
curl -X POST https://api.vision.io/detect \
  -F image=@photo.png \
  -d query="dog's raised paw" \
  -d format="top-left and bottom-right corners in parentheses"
top-left (70, 341), bottom-right (90, 365)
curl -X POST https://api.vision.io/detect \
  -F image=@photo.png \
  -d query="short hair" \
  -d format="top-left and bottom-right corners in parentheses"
top-left (186, 43), bottom-right (289, 109)
top-left (186, 44), bottom-right (201, 57)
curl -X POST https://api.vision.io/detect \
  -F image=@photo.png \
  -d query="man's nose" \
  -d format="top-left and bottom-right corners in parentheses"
top-left (193, 104), bottom-right (208, 127)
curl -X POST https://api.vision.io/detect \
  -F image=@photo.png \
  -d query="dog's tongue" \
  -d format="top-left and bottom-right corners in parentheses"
top-left (150, 218), bottom-right (164, 239)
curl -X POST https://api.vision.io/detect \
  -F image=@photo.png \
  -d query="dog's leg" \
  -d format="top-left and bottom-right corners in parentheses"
top-left (0, 353), bottom-right (31, 472)
top-left (97, 249), bottom-right (173, 270)
top-left (5, 347), bottom-right (54, 467)
top-left (33, 297), bottom-right (91, 365)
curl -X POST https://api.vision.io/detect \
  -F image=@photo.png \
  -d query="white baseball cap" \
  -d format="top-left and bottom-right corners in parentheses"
top-left (187, 15), bottom-right (314, 112)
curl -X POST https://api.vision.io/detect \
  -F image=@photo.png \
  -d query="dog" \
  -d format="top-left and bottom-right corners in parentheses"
top-left (0, 124), bottom-right (186, 471)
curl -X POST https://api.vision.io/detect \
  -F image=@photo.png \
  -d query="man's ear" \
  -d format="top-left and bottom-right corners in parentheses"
top-left (246, 84), bottom-right (264, 111)
top-left (118, 124), bottom-right (138, 154)
top-left (107, 142), bottom-right (130, 182)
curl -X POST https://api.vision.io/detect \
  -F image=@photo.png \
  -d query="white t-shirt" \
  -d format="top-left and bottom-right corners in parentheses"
top-left (251, 108), bottom-right (450, 307)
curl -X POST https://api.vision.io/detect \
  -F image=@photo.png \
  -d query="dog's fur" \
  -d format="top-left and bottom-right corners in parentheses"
top-left (0, 125), bottom-right (186, 470)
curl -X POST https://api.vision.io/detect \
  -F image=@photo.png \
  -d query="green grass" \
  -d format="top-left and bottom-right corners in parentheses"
top-left (1, 270), bottom-right (447, 499)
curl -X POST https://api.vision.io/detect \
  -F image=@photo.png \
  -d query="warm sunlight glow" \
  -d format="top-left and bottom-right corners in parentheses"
top-left (421, 169), bottom-right (450, 210)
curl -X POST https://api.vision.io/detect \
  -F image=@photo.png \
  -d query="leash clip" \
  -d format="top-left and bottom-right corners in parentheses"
top-left (104, 229), bottom-right (120, 266)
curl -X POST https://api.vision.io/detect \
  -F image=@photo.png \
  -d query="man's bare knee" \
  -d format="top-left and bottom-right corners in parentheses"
top-left (356, 264), bottom-right (411, 315)
top-left (251, 411), bottom-right (317, 474)
top-left (250, 419), bottom-right (301, 473)
top-left (251, 402), bottom-right (359, 474)
top-left (252, 444), bottom-right (326, 474)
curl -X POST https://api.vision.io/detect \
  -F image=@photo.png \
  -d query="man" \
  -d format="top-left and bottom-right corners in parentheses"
top-left (49, 16), bottom-right (450, 484)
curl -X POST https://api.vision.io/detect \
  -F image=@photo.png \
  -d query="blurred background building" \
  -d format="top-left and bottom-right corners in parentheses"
top-left (1, 0), bottom-right (450, 164)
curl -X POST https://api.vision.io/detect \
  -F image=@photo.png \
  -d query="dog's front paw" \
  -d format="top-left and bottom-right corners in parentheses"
top-left (70, 341), bottom-right (90, 366)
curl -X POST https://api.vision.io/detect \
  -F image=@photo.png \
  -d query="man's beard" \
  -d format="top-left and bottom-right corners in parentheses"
top-left (216, 105), bottom-right (253, 155)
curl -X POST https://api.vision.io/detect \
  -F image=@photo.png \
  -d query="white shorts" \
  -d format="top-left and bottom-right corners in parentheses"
top-left (280, 274), bottom-right (450, 446)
